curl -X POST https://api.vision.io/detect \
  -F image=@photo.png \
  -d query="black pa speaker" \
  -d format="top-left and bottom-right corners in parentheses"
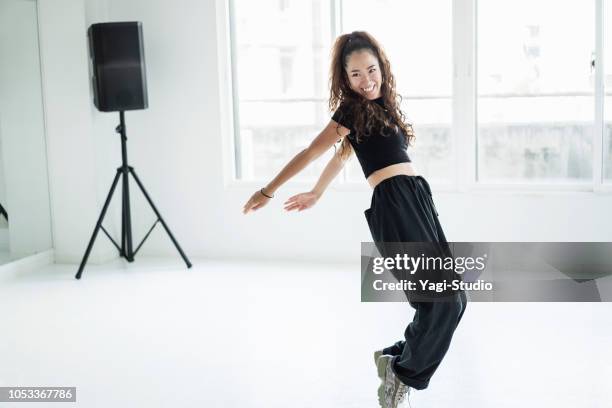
top-left (88, 22), bottom-right (148, 112)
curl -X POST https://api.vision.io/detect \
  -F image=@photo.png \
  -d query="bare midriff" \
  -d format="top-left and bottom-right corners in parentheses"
top-left (367, 162), bottom-right (418, 189)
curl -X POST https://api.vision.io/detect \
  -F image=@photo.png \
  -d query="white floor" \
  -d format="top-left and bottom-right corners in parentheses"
top-left (0, 257), bottom-right (611, 408)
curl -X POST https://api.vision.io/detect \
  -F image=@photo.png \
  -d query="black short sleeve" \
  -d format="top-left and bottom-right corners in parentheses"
top-left (331, 102), bottom-right (354, 131)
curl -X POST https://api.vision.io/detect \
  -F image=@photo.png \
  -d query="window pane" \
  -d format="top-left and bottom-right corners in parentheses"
top-left (239, 101), bottom-right (333, 180)
top-left (342, 0), bottom-right (453, 182)
top-left (232, 0), bottom-right (333, 181)
top-left (605, 1), bottom-right (612, 182)
top-left (477, 0), bottom-right (594, 183)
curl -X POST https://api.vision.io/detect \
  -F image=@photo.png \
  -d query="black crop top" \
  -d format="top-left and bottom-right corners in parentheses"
top-left (331, 97), bottom-right (411, 178)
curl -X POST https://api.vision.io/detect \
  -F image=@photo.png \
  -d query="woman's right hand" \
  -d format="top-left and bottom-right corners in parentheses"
top-left (283, 191), bottom-right (320, 212)
top-left (242, 189), bottom-right (272, 214)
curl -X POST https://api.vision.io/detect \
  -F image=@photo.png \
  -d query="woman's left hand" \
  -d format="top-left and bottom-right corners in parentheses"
top-left (283, 191), bottom-right (320, 212)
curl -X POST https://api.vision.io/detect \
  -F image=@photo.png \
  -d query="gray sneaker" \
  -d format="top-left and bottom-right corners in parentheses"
top-left (374, 349), bottom-right (384, 375)
top-left (376, 355), bottom-right (412, 408)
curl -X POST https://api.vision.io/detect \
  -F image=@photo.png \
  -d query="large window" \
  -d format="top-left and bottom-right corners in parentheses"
top-left (228, 0), bottom-right (610, 189)
top-left (231, 0), bottom-right (333, 181)
top-left (477, 0), bottom-right (594, 183)
top-left (230, 0), bottom-right (452, 183)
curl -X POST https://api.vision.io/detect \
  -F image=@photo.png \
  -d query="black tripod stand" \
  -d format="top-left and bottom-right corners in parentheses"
top-left (0, 203), bottom-right (7, 222)
top-left (76, 111), bottom-right (192, 279)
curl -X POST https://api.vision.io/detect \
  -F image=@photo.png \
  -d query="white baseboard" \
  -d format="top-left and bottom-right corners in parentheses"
top-left (0, 249), bottom-right (54, 280)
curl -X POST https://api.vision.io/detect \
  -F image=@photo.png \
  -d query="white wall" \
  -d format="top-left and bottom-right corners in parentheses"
top-left (38, 0), bottom-right (115, 264)
top-left (0, 0), bottom-right (53, 257)
top-left (38, 0), bottom-right (612, 265)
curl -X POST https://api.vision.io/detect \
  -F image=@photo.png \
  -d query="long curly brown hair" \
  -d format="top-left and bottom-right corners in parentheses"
top-left (329, 31), bottom-right (415, 160)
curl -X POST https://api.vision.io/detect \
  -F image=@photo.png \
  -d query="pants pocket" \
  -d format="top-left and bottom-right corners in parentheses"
top-left (364, 207), bottom-right (378, 241)
top-left (417, 176), bottom-right (439, 217)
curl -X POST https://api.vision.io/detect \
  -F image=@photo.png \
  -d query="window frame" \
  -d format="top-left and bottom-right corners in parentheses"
top-left (219, 0), bottom-right (612, 194)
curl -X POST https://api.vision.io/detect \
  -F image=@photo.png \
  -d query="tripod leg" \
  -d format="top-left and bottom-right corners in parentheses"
top-left (0, 203), bottom-right (7, 221)
top-left (75, 170), bottom-right (123, 279)
top-left (122, 166), bottom-right (135, 261)
top-left (121, 193), bottom-right (126, 257)
top-left (128, 167), bottom-right (192, 268)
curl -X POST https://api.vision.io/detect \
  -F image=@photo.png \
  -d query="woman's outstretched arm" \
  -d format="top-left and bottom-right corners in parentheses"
top-left (283, 143), bottom-right (353, 212)
top-left (242, 120), bottom-right (350, 214)
top-left (312, 143), bottom-right (353, 198)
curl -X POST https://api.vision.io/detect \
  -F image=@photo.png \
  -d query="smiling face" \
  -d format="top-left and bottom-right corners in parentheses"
top-left (345, 49), bottom-right (383, 100)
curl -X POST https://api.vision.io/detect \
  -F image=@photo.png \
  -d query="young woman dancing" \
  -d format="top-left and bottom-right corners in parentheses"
top-left (243, 31), bottom-right (467, 408)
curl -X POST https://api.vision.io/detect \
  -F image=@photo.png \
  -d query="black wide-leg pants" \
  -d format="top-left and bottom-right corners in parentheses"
top-left (364, 175), bottom-right (468, 390)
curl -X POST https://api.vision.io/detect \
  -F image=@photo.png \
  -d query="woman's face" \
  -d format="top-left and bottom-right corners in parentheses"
top-left (345, 49), bottom-right (383, 100)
